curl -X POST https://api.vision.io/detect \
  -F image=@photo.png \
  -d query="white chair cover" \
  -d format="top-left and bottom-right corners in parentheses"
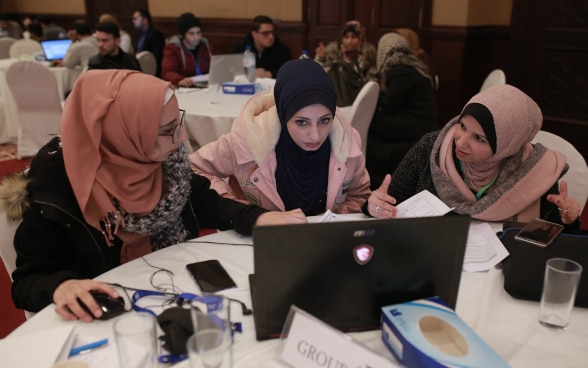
top-left (8, 39), bottom-right (42, 59)
top-left (0, 37), bottom-right (16, 59)
top-left (342, 81), bottom-right (380, 156)
top-left (532, 130), bottom-right (588, 212)
top-left (480, 69), bottom-right (506, 92)
top-left (6, 61), bottom-right (62, 158)
top-left (136, 50), bottom-right (157, 76)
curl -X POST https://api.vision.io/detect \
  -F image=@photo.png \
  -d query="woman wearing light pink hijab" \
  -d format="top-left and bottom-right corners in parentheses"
top-left (364, 84), bottom-right (582, 227)
top-left (1, 69), bottom-right (305, 321)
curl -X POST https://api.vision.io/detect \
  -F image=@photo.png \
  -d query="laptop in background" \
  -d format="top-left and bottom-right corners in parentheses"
top-left (41, 39), bottom-right (72, 61)
top-left (208, 53), bottom-right (244, 85)
top-left (250, 215), bottom-right (470, 340)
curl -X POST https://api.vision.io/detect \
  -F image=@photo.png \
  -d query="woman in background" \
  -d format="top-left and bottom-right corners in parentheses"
top-left (190, 58), bottom-right (371, 215)
top-left (314, 20), bottom-right (377, 107)
top-left (162, 12), bottom-right (213, 87)
top-left (365, 32), bottom-right (437, 189)
top-left (366, 84), bottom-right (581, 228)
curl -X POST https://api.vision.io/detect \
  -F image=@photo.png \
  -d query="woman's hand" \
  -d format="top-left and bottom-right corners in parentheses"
top-left (53, 279), bottom-right (120, 322)
top-left (547, 181), bottom-right (581, 224)
top-left (367, 174), bottom-right (398, 218)
top-left (178, 77), bottom-right (195, 88)
top-left (255, 209), bottom-right (308, 226)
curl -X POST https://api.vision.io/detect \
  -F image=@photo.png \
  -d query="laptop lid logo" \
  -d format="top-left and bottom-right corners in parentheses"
top-left (353, 245), bottom-right (374, 265)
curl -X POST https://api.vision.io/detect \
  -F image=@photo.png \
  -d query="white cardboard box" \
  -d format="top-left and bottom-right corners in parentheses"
top-left (381, 297), bottom-right (509, 368)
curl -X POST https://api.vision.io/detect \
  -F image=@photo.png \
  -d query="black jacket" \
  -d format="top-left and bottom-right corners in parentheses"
top-left (87, 48), bottom-right (142, 72)
top-left (9, 137), bottom-right (266, 312)
top-left (137, 26), bottom-right (166, 77)
top-left (233, 34), bottom-right (292, 78)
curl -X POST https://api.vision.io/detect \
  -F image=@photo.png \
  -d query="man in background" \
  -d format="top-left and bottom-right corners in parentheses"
top-left (52, 21), bottom-right (98, 70)
top-left (87, 22), bottom-right (141, 72)
top-left (132, 9), bottom-right (165, 77)
top-left (0, 14), bottom-right (23, 39)
top-left (38, 15), bottom-right (67, 40)
top-left (233, 15), bottom-right (292, 78)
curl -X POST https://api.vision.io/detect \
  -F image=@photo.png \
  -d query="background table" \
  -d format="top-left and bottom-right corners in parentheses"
top-left (0, 58), bottom-right (82, 143)
top-left (176, 88), bottom-right (252, 149)
top-left (8, 224), bottom-right (588, 367)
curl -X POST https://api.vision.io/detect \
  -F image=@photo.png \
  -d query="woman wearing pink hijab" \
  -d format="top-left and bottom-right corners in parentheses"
top-left (364, 84), bottom-right (581, 227)
top-left (1, 69), bottom-right (305, 321)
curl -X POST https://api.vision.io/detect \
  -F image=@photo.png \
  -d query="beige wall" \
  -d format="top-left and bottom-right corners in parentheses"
top-left (0, 0), bottom-right (84, 14)
top-left (2, 0), bottom-right (510, 26)
top-left (0, 0), bottom-right (302, 22)
top-left (149, 0), bottom-right (302, 22)
top-left (432, 0), bottom-right (512, 26)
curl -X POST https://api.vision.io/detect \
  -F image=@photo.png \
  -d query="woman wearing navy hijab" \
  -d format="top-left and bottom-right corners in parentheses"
top-left (191, 58), bottom-right (370, 216)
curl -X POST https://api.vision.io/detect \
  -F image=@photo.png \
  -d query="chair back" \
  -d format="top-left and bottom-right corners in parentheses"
top-left (344, 81), bottom-right (380, 156)
top-left (6, 61), bottom-right (62, 158)
top-left (136, 50), bottom-right (157, 76)
top-left (0, 212), bottom-right (20, 281)
top-left (531, 130), bottom-right (588, 212)
top-left (0, 37), bottom-right (16, 59)
top-left (480, 69), bottom-right (506, 92)
top-left (8, 39), bottom-right (42, 59)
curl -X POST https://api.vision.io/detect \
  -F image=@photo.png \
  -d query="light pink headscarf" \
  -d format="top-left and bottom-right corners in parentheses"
top-left (61, 69), bottom-right (172, 234)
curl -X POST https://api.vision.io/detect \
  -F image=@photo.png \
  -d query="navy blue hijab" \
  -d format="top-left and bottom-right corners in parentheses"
top-left (273, 59), bottom-right (337, 215)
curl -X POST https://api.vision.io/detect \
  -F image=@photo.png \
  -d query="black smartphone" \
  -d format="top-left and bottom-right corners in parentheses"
top-left (186, 259), bottom-right (237, 293)
top-left (514, 218), bottom-right (564, 248)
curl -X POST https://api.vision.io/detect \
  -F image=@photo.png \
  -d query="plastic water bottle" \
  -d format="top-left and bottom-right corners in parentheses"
top-left (243, 45), bottom-right (256, 83)
top-left (299, 49), bottom-right (309, 59)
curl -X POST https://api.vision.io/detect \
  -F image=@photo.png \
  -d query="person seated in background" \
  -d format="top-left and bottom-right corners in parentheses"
top-left (394, 28), bottom-right (438, 90)
top-left (233, 15), bottom-right (292, 78)
top-left (38, 15), bottom-right (67, 40)
top-left (87, 22), bottom-right (141, 72)
top-left (98, 13), bottom-right (133, 54)
top-left (314, 20), bottom-right (377, 107)
top-left (190, 58), bottom-right (371, 215)
top-left (0, 14), bottom-right (23, 39)
top-left (162, 12), bottom-right (213, 87)
top-left (366, 32), bottom-right (437, 189)
top-left (52, 20), bottom-right (98, 70)
top-left (0, 69), bottom-right (306, 319)
top-left (132, 9), bottom-right (165, 77)
top-left (366, 84), bottom-right (582, 229)
top-left (25, 22), bottom-right (44, 42)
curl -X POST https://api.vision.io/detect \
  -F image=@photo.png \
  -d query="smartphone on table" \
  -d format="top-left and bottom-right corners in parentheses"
top-left (186, 259), bottom-right (237, 293)
top-left (514, 218), bottom-right (564, 248)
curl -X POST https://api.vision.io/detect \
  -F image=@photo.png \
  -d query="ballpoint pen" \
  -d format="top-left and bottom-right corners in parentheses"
top-left (68, 338), bottom-right (109, 357)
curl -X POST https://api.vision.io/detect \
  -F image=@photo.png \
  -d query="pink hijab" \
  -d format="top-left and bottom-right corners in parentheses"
top-left (431, 84), bottom-right (567, 222)
top-left (61, 70), bottom-right (172, 235)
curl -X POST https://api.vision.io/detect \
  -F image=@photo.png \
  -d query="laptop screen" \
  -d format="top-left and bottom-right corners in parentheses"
top-left (208, 54), bottom-right (244, 85)
top-left (41, 39), bottom-right (72, 61)
top-left (250, 215), bottom-right (470, 340)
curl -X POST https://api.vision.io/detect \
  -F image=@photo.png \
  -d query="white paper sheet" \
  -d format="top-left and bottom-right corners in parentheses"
top-left (0, 324), bottom-right (75, 367)
top-left (463, 222), bottom-right (510, 272)
top-left (395, 190), bottom-right (454, 218)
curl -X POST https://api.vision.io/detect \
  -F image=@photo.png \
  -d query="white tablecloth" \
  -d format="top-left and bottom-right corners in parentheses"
top-left (0, 58), bottom-right (82, 144)
top-left (8, 226), bottom-right (588, 367)
top-left (176, 88), bottom-right (252, 149)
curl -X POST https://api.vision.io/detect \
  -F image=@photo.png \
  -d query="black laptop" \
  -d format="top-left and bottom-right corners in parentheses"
top-left (250, 215), bottom-right (470, 340)
top-left (40, 39), bottom-right (72, 61)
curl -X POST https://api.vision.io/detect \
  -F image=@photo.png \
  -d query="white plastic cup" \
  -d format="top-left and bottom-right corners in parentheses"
top-left (113, 312), bottom-right (158, 368)
top-left (188, 295), bottom-right (232, 368)
top-left (539, 258), bottom-right (583, 329)
top-left (209, 84), bottom-right (221, 104)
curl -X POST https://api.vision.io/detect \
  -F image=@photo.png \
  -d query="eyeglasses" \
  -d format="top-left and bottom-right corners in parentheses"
top-left (158, 109), bottom-right (185, 144)
top-left (255, 30), bottom-right (275, 37)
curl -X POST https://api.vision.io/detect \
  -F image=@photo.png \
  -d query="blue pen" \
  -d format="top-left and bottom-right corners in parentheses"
top-left (68, 338), bottom-right (109, 357)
